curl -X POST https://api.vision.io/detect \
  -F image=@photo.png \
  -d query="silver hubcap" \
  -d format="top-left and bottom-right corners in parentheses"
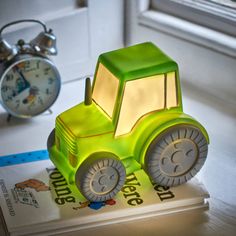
top-left (160, 139), bottom-right (198, 177)
top-left (90, 167), bottom-right (119, 194)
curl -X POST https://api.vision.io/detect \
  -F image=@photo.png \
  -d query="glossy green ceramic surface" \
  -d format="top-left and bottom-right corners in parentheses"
top-left (49, 42), bottom-right (209, 188)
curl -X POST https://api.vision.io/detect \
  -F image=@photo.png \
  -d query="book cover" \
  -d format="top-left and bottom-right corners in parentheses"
top-left (0, 151), bottom-right (209, 236)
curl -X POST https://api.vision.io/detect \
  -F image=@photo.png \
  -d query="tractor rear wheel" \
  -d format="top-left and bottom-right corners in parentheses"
top-left (47, 129), bottom-right (55, 150)
top-left (145, 125), bottom-right (208, 186)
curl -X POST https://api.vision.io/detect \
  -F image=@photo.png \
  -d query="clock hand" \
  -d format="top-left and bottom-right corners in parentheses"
top-left (12, 78), bottom-right (30, 97)
top-left (15, 66), bottom-right (31, 92)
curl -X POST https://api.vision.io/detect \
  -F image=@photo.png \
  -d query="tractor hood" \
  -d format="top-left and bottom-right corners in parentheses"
top-left (56, 102), bottom-right (114, 138)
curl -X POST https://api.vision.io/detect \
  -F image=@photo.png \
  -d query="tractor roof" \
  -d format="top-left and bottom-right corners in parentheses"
top-left (98, 42), bottom-right (178, 82)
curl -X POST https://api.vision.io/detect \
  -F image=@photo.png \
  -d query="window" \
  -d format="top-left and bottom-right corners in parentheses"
top-left (116, 74), bottom-right (165, 136)
top-left (210, 0), bottom-right (236, 8)
top-left (92, 63), bottom-right (119, 118)
top-left (166, 72), bottom-right (177, 109)
top-left (151, 0), bottom-right (236, 36)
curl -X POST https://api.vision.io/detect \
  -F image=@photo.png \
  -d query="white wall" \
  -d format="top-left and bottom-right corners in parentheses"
top-left (0, 0), bottom-right (124, 81)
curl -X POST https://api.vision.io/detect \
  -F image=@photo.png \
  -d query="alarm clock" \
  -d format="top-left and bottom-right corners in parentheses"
top-left (0, 19), bottom-right (61, 118)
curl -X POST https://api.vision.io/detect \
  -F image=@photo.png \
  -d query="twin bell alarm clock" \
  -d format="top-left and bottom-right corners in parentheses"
top-left (0, 19), bottom-right (61, 118)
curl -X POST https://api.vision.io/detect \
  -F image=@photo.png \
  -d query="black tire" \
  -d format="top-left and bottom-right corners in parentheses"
top-left (47, 129), bottom-right (55, 150)
top-left (75, 154), bottom-right (126, 202)
top-left (145, 125), bottom-right (208, 186)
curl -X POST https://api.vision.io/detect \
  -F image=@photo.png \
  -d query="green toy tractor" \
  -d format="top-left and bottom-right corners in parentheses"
top-left (47, 42), bottom-right (209, 202)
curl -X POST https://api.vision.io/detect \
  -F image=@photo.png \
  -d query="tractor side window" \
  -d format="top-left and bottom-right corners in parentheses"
top-left (116, 74), bottom-right (165, 136)
top-left (92, 63), bottom-right (119, 118)
top-left (166, 72), bottom-right (178, 108)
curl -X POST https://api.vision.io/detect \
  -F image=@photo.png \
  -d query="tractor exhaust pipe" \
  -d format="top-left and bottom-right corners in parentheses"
top-left (84, 77), bottom-right (92, 106)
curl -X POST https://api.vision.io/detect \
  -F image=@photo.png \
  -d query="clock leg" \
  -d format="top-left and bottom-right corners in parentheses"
top-left (48, 108), bottom-right (52, 114)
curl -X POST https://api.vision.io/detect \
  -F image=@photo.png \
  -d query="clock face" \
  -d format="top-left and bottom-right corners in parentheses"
top-left (0, 57), bottom-right (60, 117)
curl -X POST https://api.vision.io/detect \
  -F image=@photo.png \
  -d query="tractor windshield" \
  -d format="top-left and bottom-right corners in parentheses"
top-left (92, 63), bottom-right (119, 118)
top-left (115, 72), bottom-right (178, 136)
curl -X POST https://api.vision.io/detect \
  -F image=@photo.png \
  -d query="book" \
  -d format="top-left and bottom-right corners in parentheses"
top-left (0, 150), bottom-right (209, 236)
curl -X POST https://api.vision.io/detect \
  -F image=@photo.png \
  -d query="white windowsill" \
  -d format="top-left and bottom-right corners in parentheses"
top-left (139, 10), bottom-right (236, 58)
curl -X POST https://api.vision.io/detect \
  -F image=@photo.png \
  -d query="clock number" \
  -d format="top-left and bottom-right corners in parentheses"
top-left (44, 68), bottom-right (50, 75)
top-left (38, 96), bottom-right (44, 106)
top-left (15, 100), bottom-right (20, 109)
top-left (1, 85), bottom-right (8, 92)
top-left (12, 90), bottom-right (17, 97)
top-left (22, 61), bottom-right (37, 73)
top-left (6, 95), bottom-right (13, 102)
top-left (36, 61), bottom-right (40, 69)
top-left (46, 88), bottom-right (51, 95)
top-left (6, 74), bottom-right (14, 81)
top-left (25, 61), bottom-right (30, 69)
top-left (48, 78), bottom-right (54, 84)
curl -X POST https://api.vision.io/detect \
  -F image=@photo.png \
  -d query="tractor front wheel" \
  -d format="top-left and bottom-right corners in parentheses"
top-left (75, 154), bottom-right (126, 202)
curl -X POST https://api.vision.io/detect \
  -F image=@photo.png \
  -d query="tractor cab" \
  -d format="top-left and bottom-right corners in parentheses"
top-left (92, 42), bottom-right (182, 137)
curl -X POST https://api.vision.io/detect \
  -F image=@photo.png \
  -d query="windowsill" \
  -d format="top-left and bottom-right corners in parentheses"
top-left (139, 10), bottom-right (236, 58)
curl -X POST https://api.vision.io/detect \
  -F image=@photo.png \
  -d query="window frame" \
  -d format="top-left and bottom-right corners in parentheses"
top-left (151, 0), bottom-right (236, 37)
top-left (131, 0), bottom-right (236, 58)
